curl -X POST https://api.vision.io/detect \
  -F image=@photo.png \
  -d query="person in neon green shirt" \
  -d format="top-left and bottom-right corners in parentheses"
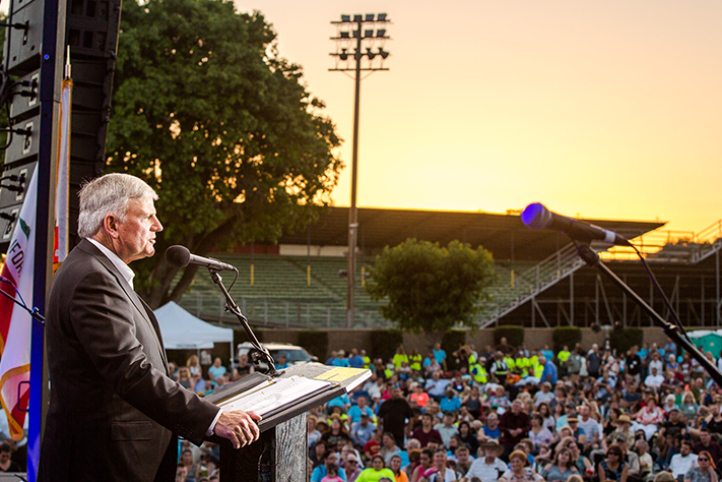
top-left (392, 346), bottom-right (409, 371)
top-left (355, 455), bottom-right (395, 482)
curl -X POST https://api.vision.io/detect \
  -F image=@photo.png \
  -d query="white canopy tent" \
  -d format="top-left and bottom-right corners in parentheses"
top-left (154, 301), bottom-right (234, 363)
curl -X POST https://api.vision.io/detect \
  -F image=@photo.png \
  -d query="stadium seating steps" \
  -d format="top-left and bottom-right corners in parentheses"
top-left (174, 254), bottom-right (542, 328)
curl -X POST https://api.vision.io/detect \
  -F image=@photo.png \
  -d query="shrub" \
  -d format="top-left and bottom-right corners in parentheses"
top-left (552, 326), bottom-right (582, 353)
top-left (298, 330), bottom-right (329, 360)
top-left (370, 329), bottom-right (403, 363)
top-left (442, 330), bottom-right (468, 370)
top-left (493, 325), bottom-right (524, 348)
top-left (610, 327), bottom-right (644, 356)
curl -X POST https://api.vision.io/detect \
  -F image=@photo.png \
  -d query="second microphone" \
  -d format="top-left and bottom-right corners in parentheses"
top-left (165, 245), bottom-right (238, 272)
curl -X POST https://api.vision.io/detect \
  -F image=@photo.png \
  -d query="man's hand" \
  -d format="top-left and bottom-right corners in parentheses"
top-left (213, 410), bottom-right (261, 449)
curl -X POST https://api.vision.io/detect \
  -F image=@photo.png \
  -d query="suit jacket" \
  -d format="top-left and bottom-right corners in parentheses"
top-left (39, 240), bottom-right (219, 481)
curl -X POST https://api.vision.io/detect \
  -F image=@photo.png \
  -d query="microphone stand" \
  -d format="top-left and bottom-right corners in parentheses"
top-left (576, 243), bottom-right (722, 388)
top-left (207, 269), bottom-right (279, 377)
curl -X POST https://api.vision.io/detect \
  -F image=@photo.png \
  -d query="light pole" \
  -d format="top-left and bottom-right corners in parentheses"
top-left (330, 13), bottom-right (391, 329)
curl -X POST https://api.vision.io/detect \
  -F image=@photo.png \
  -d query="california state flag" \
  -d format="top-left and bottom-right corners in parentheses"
top-left (0, 168), bottom-right (38, 441)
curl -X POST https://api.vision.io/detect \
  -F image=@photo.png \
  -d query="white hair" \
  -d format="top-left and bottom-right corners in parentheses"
top-left (77, 173), bottom-right (157, 238)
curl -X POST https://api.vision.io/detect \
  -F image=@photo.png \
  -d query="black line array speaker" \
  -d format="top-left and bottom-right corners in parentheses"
top-left (0, 0), bottom-right (46, 251)
top-left (64, 0), bottom-right (122, 246)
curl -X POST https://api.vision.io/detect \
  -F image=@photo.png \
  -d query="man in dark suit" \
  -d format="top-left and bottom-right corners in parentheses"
top-left (39, 174), bottom-right (259, 481)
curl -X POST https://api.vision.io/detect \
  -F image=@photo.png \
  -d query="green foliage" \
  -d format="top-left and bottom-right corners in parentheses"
top-left (442, 330), bottom-right (467, 371)
top-left (107, 0), bottom-right (342, 307)
top-left (366, 239), bottom-right (497, 338)
top-left (610, 327), bottom-right (644, 355)
top-left (370, 329), bottom-right (403, 363)
top-left (298, 330), bottom-right (328, 361)
top-left (552, 326), bottom-right (582, 353)
top-left (493, 325), bottom-right (525, 348)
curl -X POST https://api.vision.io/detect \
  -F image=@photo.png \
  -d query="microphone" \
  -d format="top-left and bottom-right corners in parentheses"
top-left (165, 245), bottom-right (238, 272)
top-left (521, 203), bottom-right (631, 247)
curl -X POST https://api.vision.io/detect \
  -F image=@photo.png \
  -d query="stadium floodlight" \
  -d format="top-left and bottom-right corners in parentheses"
top-left (329, 13), bottom-right (391, 328)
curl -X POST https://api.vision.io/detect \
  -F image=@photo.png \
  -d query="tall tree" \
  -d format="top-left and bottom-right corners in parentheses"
top-left (366, 239), bottom-right (497, 347)
top-left (106, 0), bottom-right (342, 307)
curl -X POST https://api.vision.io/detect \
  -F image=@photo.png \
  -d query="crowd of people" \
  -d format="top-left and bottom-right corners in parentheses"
top-left (295, 339), bottom-right (722, 482)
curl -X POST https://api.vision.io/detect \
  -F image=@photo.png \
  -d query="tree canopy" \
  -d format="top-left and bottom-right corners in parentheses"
top-left (106, 0), bottom-right (343, 307)
top-left (366, 239), bottom-right (497, 345)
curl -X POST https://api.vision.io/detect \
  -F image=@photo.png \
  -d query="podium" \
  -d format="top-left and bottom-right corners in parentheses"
top-left (204, 363), bottom-right (370, 482)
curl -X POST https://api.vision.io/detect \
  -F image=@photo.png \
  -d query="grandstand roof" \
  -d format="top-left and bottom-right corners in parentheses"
top-left (279, 207), bottom-right (665, 261)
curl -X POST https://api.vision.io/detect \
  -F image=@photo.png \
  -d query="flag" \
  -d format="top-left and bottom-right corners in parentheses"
top-left (53, 77), bottom-right (72, 269)
top-left (0, 169), bottom-right (38, 441)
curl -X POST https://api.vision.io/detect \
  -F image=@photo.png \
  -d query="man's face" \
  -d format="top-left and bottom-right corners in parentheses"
top-left (457, 449), bottom-right (469, 463)
top-left (114, 196), bottom-right (162, 263)
top-left (681, 444), bottom-right (691, 456)
top-left (422, 415), bottom-right (432, 428)
top-left (701, 432), bottom-right (711, 445)
top-left (326, 454), bottom-right (338, 467)
top-left (511, 401), bottom-right (521, 414)
top-left (580, 405), bottom-right (590, 418)
top-left (0, 452), bottom-right (8, 464)
top-left (487, 415), bottom-right (498, 427)
top-left (176, 467), bottom-right (188, 482)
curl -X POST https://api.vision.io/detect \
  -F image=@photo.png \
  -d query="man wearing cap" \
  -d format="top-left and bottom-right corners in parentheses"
top-left (351, 412), bottom-right (376, 447)
top-left (659, 408), bottom-right (686, 439)
top-left (343, 454), bottom-right (363, 482)
top-left (465, 440), bottom-right (507, 481)
top-left (539, 356), bottom-right (558, 385)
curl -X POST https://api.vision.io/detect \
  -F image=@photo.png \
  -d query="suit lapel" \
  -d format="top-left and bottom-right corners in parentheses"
top-left (78, 240), bottom-right (170, 374)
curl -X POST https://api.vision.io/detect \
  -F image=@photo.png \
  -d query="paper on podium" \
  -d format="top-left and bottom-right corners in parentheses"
top-left (216, 376), bottom-right (333, 418)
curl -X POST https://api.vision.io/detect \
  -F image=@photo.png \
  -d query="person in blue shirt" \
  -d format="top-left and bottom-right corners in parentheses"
top-left (274, 354), bottom-right (289, 370)
top-left (541, 345), bottom-right (554, 364)
top-left (483, 413), bottom-right (501, 439)
top-left (326, 351), bottom-right (339, 366)
top-left (334, 350), bottom-right (351, 367)
top-left (540, 355), bottom-right (558, 385)
top-left (348, 396), bottom-right (375, 423)
top-left (439, 388), bottom-right (462, 413)
top-left (433, 343), bottom-right (447, 371)
top-left (310, 452), bottom-right (347, 482)
top-left (349, 348), bottom-right (365, 369)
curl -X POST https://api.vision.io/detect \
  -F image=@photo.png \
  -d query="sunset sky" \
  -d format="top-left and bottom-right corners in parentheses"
top-left (237, 0), bottom-right (722, 238)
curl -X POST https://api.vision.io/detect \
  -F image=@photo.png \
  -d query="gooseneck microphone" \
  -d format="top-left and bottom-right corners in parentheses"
top-left (165, 245), bottom-right (238, 272)
top-left (521, 203), bottom-right (631, 247)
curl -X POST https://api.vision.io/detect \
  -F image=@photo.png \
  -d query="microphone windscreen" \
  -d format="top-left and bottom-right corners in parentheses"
top-left (165, 245), bottom-right (191, 267)
top-left (522, 203), bottom-right (553, 230)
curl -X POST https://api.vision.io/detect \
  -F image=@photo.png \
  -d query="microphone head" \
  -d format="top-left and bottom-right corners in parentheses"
top-left (165, 245), bottom-right (191, 268)
top-left (522, 203), bottom-right (553, 230)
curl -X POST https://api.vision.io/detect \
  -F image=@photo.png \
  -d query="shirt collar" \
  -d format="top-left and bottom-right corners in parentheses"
top-left (87, 238), bottom-right (135, 289)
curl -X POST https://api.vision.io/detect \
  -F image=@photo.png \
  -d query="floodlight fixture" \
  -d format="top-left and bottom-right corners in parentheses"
top-left (329, 13), bottom-right (391, 328)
